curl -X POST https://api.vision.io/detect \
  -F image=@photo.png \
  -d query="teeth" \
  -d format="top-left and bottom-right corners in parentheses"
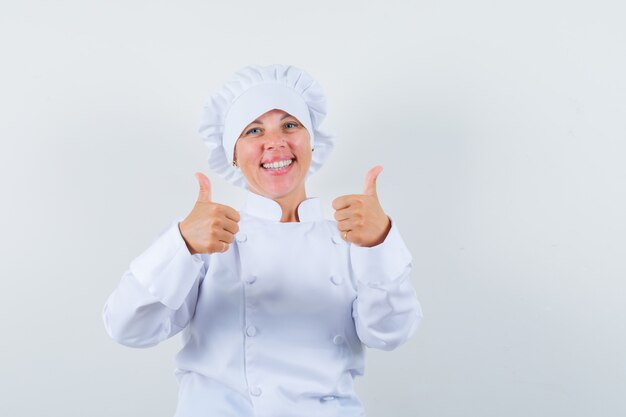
top-left (262, 159), bottom-right (293, 169)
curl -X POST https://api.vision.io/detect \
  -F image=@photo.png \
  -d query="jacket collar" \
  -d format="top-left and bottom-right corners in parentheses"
top-left (241, 191), bottom-right (323, 223)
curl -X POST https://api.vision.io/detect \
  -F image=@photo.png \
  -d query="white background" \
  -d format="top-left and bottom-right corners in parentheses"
top-left (1, 1), bottom-right (625, 416)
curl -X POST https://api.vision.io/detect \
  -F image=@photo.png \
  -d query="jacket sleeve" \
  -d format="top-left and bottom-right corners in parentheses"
top-left (102, 219), bottom-right (208, 348)
top-left (350, 218), bottom-right (423, 351)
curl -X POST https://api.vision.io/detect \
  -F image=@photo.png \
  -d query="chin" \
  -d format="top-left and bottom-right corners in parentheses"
top-left (262, 187), bottom-right (297, 200)
top-left (247, 165), bottom-right (308, 200)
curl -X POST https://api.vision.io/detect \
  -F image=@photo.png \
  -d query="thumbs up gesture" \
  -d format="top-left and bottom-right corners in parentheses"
top-left (332, 166), bottom-right (392, 247)
top-left (178, 172), bottom-right (241, 254)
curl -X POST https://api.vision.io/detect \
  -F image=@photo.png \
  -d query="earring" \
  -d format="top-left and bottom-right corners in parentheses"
top-left (311, 147), bottom-right (314, 152)
top-left (232, 160), bottom-right (238, 168)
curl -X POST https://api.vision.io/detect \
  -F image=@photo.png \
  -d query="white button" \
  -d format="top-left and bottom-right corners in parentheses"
top-left (246, 326), bottom-right (257, 337)
top-left (333, 335), bottom-right (345, 345)
top-left (250, 386), bottom-right (262, 396)
top-left (245, 275), bottom-right (257, 284)
top-left (236, 233), bottom-right (248, 243)
top-left (148, 285), bottom-right (157, 295)
top-left (330, 275), bottom-right (343, 285)
top-left (331, 235), bottom-right (341, 244)
top-left (320, 395), bottom-right (336, 401)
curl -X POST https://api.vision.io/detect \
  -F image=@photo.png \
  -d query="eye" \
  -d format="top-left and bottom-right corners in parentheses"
top-left (284, 121), bottom-right (298, 129)
top-left (245, 127), bottom-right (261, 135)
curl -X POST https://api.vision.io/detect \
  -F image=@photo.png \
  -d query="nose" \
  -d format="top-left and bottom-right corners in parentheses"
top-left (263, 130), bottom-right (287, 150)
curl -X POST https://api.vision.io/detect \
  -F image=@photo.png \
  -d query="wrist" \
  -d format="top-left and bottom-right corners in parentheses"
top-left (365, 216), bottom-right (391, 247)
top-left (178, 222), bottom-right (197, 255)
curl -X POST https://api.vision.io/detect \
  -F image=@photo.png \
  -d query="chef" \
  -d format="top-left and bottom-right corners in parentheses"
top-left (102, 64), bottom-right (423, 417)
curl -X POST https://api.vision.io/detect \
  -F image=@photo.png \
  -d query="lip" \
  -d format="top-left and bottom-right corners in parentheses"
top-left (260, 160), bottom-right (295, 176)
top-left (260, 156), bottom-right (295, 165)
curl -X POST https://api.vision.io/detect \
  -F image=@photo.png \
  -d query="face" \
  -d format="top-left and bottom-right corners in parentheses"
top-left (234, 108), bottom-right (312, 201)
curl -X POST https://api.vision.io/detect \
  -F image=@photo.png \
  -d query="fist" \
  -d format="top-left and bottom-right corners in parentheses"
top-left (178, 172), bottom-right (240, 254)
top-left (332, 165), bottom-right (391, 247)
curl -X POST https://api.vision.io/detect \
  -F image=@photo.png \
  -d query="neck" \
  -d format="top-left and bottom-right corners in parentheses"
top-left (272, 187), bottom-right (307, 223)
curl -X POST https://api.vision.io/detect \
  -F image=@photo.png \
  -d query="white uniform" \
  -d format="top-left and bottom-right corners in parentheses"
top-left (102, 191), bottom-right (423, 417)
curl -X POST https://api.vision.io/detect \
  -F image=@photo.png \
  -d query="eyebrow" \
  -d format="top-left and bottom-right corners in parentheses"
top-left (249, 113), bottom-right (293, 125)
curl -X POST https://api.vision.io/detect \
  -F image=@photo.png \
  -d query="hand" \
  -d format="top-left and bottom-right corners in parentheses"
top-left (332, 165), bottom-right (391, 247)
top-left (178, 172), bottom-right (240, 254)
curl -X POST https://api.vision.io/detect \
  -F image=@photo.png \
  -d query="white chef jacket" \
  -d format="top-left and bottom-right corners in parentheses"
top-left (103, 191), bottom-right (422, 417)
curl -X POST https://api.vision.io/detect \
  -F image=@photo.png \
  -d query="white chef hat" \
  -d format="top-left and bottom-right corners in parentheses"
top-left (198, 64), bottom-right (336, 188)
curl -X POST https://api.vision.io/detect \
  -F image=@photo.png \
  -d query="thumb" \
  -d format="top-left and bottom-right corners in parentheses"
top-left (194, 172), bottom-right (212, 203)
top-left (363, 165), bottom-right (383, 196)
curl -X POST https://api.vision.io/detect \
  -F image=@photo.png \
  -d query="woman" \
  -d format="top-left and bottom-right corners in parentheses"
top-left (103, 64), bottom-right (422, 417)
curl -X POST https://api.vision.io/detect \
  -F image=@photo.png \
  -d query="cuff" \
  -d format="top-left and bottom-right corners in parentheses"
top-left (350, 218), bottom-right (412, 286)
top-left (129, 219), bottom-right (205, 310)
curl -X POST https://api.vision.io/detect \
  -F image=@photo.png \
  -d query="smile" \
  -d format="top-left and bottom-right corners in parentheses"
top-left (261, 159), bottom-right (294, 170)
